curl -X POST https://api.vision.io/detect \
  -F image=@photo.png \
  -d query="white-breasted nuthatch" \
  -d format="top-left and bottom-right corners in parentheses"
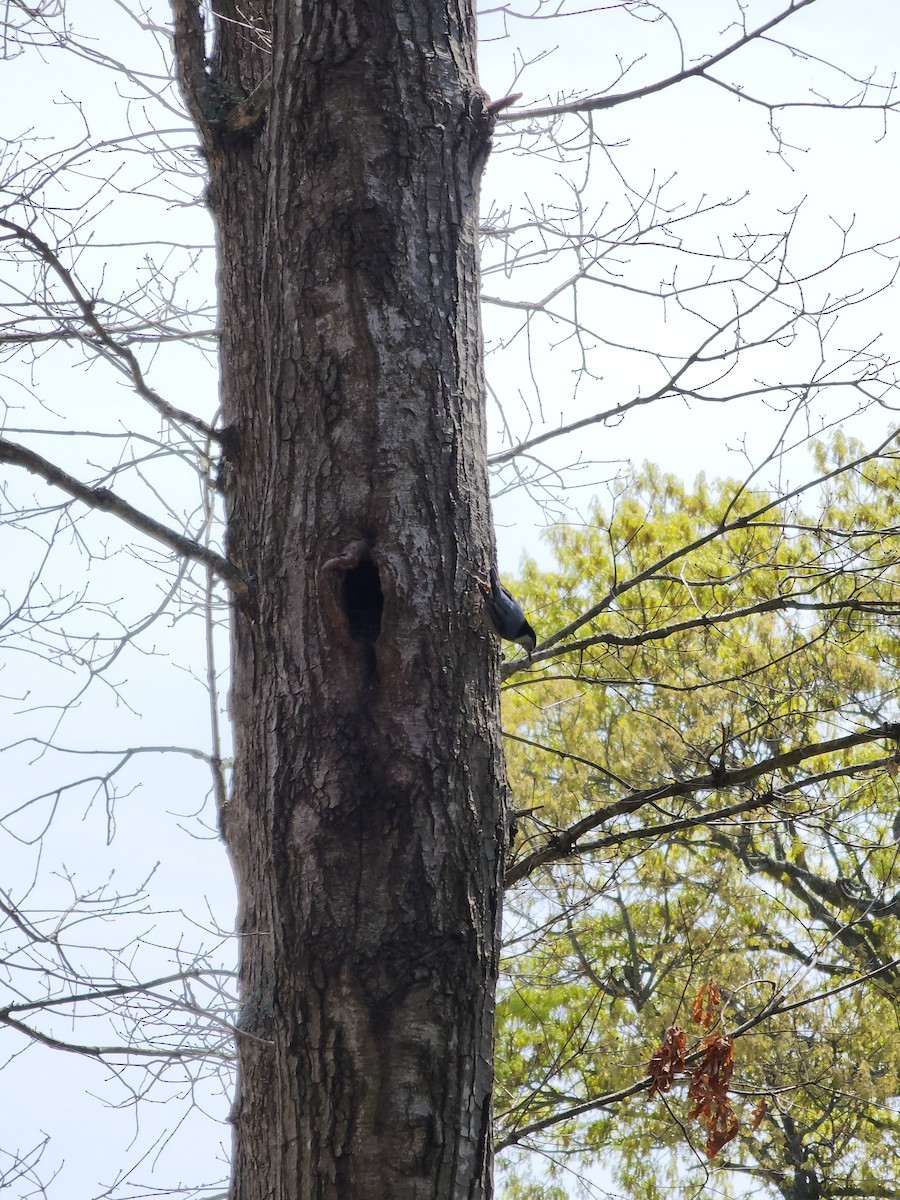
top-left (477, 565), bottom-right (537, 653)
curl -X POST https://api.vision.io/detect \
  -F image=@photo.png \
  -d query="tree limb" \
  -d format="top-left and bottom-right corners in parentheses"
top-left (495, 955), bottom-right (900, 1149)
top-left (505, 721), bottom-right (900, 885)
top-left (510, 422), bottom-right (900, 664)
top-left (501, 0), bottom-right (821, 124)
top-left (0, 216), bottom-right (218, 442)
top-left (0, 435), bottom-right (247, 596)
top-left (169, 0), bottom-right (211, 131)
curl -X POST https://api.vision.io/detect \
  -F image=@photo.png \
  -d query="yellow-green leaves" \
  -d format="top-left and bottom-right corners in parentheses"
top-left (497, 447), bottom-right (900, 1198)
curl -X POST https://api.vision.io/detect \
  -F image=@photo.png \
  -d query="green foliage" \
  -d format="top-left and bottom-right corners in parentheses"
top-left (497, 444), bottom-right (900, 1199)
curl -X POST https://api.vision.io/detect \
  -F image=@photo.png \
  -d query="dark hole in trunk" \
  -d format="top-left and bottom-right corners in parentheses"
top-left (344, 558), bottom-right (383, 641)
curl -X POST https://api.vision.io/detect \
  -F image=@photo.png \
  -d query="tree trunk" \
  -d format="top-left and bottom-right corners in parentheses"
top-left (172, 2), bottom-right (505, 1197)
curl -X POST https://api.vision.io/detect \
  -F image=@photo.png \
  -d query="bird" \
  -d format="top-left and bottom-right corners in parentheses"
top-left (476, 565), bottom-right (537, 653)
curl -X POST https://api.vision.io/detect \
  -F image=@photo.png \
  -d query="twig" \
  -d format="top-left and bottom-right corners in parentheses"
top-left (0, 435), bottom-right (246, 596)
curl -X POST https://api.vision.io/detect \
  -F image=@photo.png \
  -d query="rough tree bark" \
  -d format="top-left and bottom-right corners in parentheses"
top-left (171, 2), bottom-right (505, 1198)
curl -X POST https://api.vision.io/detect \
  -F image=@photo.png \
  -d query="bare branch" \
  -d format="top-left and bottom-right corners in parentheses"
top-left (506, 424), bottom-right (900, 669)
top-left (0, 216), bottom-right (217, 443)
top-left (0, 434), bottom-right (246, 595)
top-left (505, 722), bottom-right (900, 885)
top-left (500, 0), bottom-right (873, 126)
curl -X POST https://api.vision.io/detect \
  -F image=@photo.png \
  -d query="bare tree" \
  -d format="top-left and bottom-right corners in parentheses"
top-left (1, 2), bottom-right (900, 1198)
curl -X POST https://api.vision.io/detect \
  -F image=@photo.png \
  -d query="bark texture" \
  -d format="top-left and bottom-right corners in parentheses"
top-left (172, 2), bottom-right (504, 1197)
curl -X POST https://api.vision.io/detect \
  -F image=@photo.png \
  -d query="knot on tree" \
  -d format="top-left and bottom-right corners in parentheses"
top-left (196, 74), bottom-right (270, 140)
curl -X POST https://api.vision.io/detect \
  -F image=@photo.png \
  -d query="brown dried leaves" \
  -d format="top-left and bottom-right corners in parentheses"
top-left (647, 1023), bottom-right (687, 1097)
top-left (686, 1032), bottom-right (738, 1158)
top-left (646, 980), bottom-right (756, 1159)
